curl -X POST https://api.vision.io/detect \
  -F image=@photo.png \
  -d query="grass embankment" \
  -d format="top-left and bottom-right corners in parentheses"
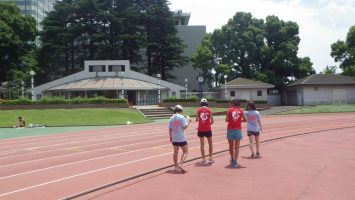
top-left (277, 104), bottom-right (355, 114)
top-left (0, 108), bottom-right (151, 127)
top-left (182, 107), bottom-right (228, 117)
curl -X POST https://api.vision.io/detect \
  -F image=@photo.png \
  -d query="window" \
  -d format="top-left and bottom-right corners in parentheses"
top-left (230, 91), bottom-right (235, 97)
top-left (89, 65), bottom-right (105, 72)
top-left (257, 90), bottom-right (262, 96)
top-left (108, 65), bottom-right (125, 72)
top-left (172, 91), bottom-right (176, 96)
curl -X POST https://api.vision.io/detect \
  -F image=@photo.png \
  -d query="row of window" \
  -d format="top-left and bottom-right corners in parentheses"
top-left (88, 65), bottom-right (126, 72)
top-left (229, 90), bottom-right (263, 97)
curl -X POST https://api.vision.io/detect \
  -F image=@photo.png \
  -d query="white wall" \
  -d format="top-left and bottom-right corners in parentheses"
top-left (223, 88), bottom-right (268, 101)
top-left (302, 85), bottom-right (355, 105)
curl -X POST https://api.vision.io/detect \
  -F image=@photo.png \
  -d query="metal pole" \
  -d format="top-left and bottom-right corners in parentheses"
top-left (224, 75), bottom-right (227, 100)
top-left (157, 74), bottom-right (161, 106)
top-left (21, 81), bottom-right (24, 98)
top-left (30, 70), bottom-right (35, 100)
top-left (121, 72), bottom-right (124, 99)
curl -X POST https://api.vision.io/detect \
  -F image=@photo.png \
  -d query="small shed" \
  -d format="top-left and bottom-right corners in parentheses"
top-left (284, 74), bottom-right (355, 105)
top-left (217, 78), bottom-right (275, 102)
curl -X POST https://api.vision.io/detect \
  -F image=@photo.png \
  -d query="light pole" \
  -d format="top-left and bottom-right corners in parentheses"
top-left (30, 70), bottom-right (35, 100)
top-left (184, 78), bottom-right (188, 99)
top-left (157, 74), bottom-right (161, 106)
top-left (224, 74), bottom-right (228, 100)
top-left (21, 81), bottom-right (25, 98)
top-left (121, 72), bottom-right (124, 99)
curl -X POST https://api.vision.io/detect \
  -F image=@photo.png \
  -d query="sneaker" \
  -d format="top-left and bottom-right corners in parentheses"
top-left (208, 158), bottom-right (215, 163)
top-left (202, 159), bottom-right (209, 165)
top-left (250, 153), bottom-right (255, 158)
top-left (256, 152), bottom-right (260, 157)
top-left (230, 158), bottom-right (235, 165)
top-left (232, 162), bottom-right (239, 168)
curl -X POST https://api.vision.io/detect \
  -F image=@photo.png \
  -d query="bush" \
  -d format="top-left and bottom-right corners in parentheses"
top-left (0, 97), bottom-right (127, 105)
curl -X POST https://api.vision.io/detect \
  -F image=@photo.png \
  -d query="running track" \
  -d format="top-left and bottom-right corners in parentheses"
top-left (0, 113), bottom-right (354, 200)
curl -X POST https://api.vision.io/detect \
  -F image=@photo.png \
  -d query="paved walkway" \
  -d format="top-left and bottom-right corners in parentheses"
top-left (81, 127), bottom-right (355, 200)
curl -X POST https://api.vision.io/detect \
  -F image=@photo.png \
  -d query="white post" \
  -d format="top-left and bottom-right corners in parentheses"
top-left (224, 74), bottom-right (228, 100)
top-left (185, 78), bottom-right (188, 99)
top-left (121, 72), bottom-right (124, 99)
top-left (157, 74), bottom-right (161, 106)
top-left (30, 70), bottom-right (35, 100)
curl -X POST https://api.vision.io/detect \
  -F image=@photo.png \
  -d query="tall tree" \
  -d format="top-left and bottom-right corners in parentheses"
top-left (139, 0), bottom-right (187, 79)
top-left (191, 12), bottom-right (315, 88)
top-left (0, 1), bottom-right (37, 83)
top-left (321, 66), bottom-right (337, 74)
top-left (331, 25), bottom-right (355, 77)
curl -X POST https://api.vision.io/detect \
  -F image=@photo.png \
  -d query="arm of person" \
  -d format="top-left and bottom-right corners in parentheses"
top-left (242, 112), bottom-right (248, 122)
top-left (210, 112), bottom-right (214, 125)
top-left (183, 117), bottom-right (192, 130)
top-left (258, 120), bottom-right (263, 132)
top-left (195, 111), bottom-right (199, 122)
top-left (169, 128), bottom-right (172, 142)
top-left (225, 111), bottom-right (229, 122)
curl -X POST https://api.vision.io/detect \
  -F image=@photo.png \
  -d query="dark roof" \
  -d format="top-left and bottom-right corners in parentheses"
top-left (288, 74), bottom-right (355, 86)
top-left (218, 78), bottom-right (274, 89)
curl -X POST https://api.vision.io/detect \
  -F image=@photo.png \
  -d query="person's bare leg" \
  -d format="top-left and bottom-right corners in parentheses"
top-left (249, 136), bottom-right (255, 157)
top-left (207, 136), bottom-right (213, 162)
top-left (173, 146), bottom-right (179, 170)
top-left (228, 140), bottom-right (234, 163)
top-left (235, 140), bottom-right (241, 164)
top-left (180, 144), bottom-right (188, 170)
top-left (199, 137), bottom-right (206, 162)
top-left (255, 135), bottom-right (260, 156)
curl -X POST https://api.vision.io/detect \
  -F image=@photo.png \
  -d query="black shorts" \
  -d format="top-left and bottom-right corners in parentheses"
top-left (172, 141), bottom-right (188, 147)
top-left (197, 131), bottom-right (212, 138)
top-left (247, 131), bottom-right (260, 137)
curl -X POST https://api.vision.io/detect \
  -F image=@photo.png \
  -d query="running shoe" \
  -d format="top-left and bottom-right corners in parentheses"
top-left (208, 158), bottom-right (215, 163)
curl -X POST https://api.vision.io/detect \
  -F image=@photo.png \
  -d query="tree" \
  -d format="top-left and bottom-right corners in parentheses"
top-left (331, 25), bottom-right (355, 77)
top-left (138, 0), bottom-right (187, 79)
top-left (321, 66), bottom-right (337, 74)
top-left (191, 12), bottom-right (315, 88)
top-left (0, 1), bottom-right (37, 83)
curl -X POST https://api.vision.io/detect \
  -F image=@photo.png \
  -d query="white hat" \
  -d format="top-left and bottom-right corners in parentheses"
top-left (174, 105), bottom-right (183, 110)
top-left (200, 98), bottom-right (208, 103)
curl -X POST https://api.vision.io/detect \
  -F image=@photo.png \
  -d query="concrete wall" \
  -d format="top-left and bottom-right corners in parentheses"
top-left (167, 25), bottom-right (207, 92)
top-left (221, 88), bottom-right (268, 101)
top-left (303, 85), bottom-right (355, 105)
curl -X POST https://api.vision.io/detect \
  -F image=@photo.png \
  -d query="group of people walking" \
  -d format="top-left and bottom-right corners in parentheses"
top-left (168, 98), bottom-right (263, 172)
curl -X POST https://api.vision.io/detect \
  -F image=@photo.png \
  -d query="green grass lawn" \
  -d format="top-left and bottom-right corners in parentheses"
top-left (182, 107), bottom-right (228, 117)
top-left (0, 108), bottom-right (151, 127)
top-left (277, 104), bottom-right (355, 114)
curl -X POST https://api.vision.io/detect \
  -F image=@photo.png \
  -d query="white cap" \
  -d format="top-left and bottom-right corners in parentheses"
top-left (174, 105), bottom-right (183, 110)
top-left (200, 98), bottom-right (208, 103)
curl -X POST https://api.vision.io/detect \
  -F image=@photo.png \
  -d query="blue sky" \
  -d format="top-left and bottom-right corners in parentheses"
top-left (169, 0), bottom-right (355, 73)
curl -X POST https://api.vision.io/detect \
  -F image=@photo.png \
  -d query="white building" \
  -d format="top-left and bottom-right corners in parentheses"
top-left (217, 78), bottom-right (275, 102)
top-left (284, 74), bottom-right (355, 105)
top-left (33, 60), bottom-right (185, 105)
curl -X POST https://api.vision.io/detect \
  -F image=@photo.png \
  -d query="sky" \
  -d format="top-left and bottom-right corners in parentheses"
top-left (168, 0), bottom-right (355, 73)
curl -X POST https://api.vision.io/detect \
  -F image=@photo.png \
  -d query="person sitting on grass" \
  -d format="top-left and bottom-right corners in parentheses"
top-left (15, 116), bottom-right (25, 128)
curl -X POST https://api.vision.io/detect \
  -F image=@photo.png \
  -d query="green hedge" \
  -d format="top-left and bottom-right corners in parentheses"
top-left (163, 98), bottom-right (266, 104)
top-left (0, 97), bottom-right (127, 105)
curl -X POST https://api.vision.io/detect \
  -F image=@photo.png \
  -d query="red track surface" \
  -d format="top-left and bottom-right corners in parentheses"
top-left (0, 113), bottom-right (355, 200)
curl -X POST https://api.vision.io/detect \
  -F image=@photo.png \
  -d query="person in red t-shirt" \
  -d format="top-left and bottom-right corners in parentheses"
top-left (225, 98), bottom-right (247, 168)
top-left (196, 98), bottom-right (214, 164)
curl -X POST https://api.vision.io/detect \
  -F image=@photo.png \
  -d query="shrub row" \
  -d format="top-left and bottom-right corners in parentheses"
top-left (164, 98), bottom-right (266, 104)
top-left (0, 97), bottom-right (127, 106)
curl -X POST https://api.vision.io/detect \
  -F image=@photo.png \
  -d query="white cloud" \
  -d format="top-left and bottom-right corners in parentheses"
top-left (169, 0), bottom-right (354, 73)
